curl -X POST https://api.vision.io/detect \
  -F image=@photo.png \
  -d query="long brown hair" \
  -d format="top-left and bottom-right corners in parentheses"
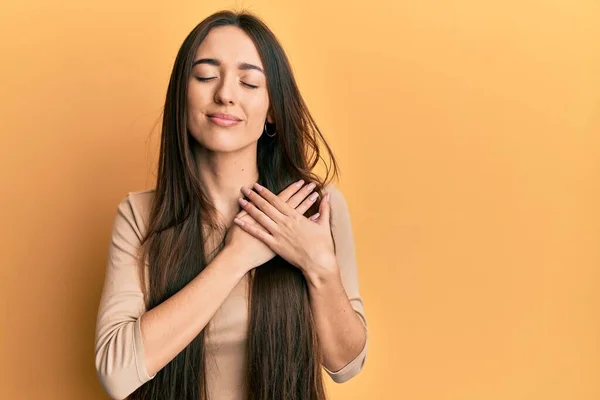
top-left (128, 9), bottom-right (339, 400)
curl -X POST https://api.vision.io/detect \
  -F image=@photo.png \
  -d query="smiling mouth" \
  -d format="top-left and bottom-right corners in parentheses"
top-left (207, 112), bottom-right (242, 120)
top-left (207, 115), bottom-right (242, 127)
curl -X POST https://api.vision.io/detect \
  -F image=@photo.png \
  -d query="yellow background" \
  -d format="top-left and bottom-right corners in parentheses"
top-left (1, 0), bottom-right (598, 399)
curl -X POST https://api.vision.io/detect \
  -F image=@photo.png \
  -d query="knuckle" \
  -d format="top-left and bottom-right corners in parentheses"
top-left (257, 202), bottom-right (270, 213)
top-left (249, 190), bottom-right (261, 201)
top-left (282, 218), bottom-right (294, 229)
top-left (285, 196), bottom-right (298, 207)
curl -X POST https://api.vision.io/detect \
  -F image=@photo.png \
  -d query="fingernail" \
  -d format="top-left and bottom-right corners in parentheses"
top-left (309, 192), bottom-right (319, 201)
top-left (307, 182), bottom-right (316, 191)
top-left (325, 193), bottom-right (331, 202)
top-left (296, 179), bottom-right (305, 186)
top-left (253, 182), bottom-right (263, 192)
top-left (238, 198), bottom-right (248, 206)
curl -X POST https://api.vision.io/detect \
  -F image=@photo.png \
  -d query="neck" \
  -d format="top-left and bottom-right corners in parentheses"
top-left (192, 142), bottom-right (259, 223)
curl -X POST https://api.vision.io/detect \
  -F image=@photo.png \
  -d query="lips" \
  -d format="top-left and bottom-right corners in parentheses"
top-left (207, 112), bottom-right (242, 121)
top-left (207, 112), bottom-right (243, 127)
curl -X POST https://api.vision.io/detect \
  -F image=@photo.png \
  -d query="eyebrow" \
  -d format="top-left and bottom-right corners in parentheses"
top-left (192, 58), bottom-right (264, 74)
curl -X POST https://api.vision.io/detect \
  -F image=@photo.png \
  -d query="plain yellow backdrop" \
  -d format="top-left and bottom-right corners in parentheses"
top-left (1, 0), bottom-right (598, 399)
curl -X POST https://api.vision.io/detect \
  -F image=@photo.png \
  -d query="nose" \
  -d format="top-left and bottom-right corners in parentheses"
top-left (213, 75), bottom-right (237, 105)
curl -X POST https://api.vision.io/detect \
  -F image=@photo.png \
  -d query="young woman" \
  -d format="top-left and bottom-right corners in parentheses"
top-left (94, 9), bottom-right (368, 400)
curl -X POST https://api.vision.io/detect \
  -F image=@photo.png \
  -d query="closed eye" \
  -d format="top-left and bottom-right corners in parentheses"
top-left (242, 82), bottom-right (259, 89)
top-left (195, 76), bottom-right (259, 89)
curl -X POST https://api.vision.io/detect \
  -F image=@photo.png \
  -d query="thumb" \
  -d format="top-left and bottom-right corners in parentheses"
top-left (317, 192), bottom-right (331, 226)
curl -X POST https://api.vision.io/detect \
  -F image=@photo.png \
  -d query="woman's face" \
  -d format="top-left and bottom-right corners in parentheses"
top-left (187, 25), bottom-right (271, 153)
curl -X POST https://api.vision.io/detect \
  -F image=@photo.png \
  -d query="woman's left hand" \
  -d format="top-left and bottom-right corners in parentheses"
top-left (233, 182), bottom-right (338, 277)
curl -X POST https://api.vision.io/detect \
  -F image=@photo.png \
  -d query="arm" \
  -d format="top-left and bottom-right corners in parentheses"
top-left (94, 194), bottom-right (248, 400)
top-left (139, 250), bottom-right (247, 377)
top-left (305, 185), bottom-right (368, 383)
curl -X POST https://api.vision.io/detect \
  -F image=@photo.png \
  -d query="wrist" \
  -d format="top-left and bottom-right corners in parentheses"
top-left (303, 261), bottom-right (340, 291)
top-left (217, 247), bottom-right (253, 278)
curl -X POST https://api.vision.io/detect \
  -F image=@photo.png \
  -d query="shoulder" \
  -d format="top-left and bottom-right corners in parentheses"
top-left (323, 182), bottom-right (350, 214)
top-left (322, 182), bottom-right (353, 230)
top-left (322, 183), bottom-right (358, 267)
top-left (113, 189), bottom-right (156, 241)
top-left (124, 188), bottom-right (156, 215)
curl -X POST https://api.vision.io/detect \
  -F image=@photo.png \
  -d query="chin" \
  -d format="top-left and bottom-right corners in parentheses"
top-left (194, 135), bottom-right (258, 154)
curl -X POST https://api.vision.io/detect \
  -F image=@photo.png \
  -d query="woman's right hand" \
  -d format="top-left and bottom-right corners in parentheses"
top-left (223, 179), bottom-right (320, 272)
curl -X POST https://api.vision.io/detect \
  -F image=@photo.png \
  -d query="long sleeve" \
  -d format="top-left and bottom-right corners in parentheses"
top-left (94, 192), bottom-right (156, 399)
top-left (321, 184), bottom-right (369, 383)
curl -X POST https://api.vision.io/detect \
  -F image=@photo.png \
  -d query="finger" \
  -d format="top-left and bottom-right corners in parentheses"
top-left (309, 212), bottom-right (320, 222)
top-left (286, 181), bottom-right (317, 209)
top-left (238, 197), bottom-right (279, 232)
top-left (295, 190), bottom-right (320, 215)
top-left (251, 183), bottom-right (294, 217)
top-left (236, 180), bottom-right (302, 219)
top-left (276, 179), bottom-right (306, 202)
top-left (235, 211), bottom-right (274, 235)
top-left (240, 217), bottom-right (270, 234)
top-left (241, 187), bottom-right (286, 224)
top-left (317, 192), bottom-right (332, 226)
top-left (233, 217), bottom-right (276, 247)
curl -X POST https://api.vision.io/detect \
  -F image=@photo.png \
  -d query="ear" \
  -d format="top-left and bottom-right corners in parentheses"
top-left (266, 110), bottom-right (274, 124)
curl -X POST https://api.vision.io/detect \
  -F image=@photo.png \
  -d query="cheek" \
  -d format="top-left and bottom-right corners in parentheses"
top-left (187, 87), bottom-right (206, 112)
top-left (246, 97), bottom-right (269, 135)
top-left (187, 79), bottom-right (217, 108)
top-left (246, 92), bottom-right (270, 119)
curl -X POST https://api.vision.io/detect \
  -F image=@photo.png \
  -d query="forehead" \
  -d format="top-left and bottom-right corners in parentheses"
top-left (194, 25), bottom-right (263, 68)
